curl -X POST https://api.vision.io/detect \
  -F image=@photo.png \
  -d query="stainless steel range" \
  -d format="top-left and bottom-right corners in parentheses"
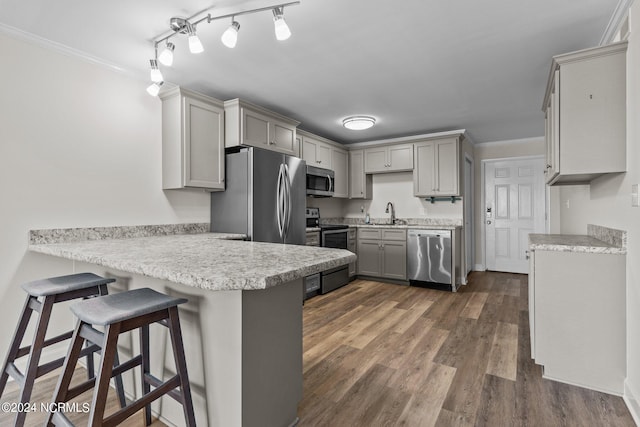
top-left (306, 208), bottom-right (350, 294)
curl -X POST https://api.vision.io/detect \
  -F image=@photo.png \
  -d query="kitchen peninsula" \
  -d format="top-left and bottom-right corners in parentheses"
top-left (28, 224), bottom-right (355, 427)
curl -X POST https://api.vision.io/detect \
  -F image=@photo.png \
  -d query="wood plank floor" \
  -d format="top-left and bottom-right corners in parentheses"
top-left (298, 272), bottom-right (635, 427)
top-left (1, 271), bottom-right (634, 426)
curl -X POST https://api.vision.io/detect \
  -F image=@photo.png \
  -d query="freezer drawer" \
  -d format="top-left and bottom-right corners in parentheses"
top-left (407, 229), bottom-right (452, 285)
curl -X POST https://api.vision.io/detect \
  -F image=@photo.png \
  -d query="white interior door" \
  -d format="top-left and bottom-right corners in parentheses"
top-left (485, 157), bottom-right (545, 274)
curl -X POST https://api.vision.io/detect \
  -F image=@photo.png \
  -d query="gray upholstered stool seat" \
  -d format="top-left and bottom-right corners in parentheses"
top-left (47, 287), bottom-right (195, 427)
top-left (71, 287), bottom-right (187, 326)
top-left (21, 272), bottom-right (115, 297)
top-left (0, 272), bottom-right (125, 427)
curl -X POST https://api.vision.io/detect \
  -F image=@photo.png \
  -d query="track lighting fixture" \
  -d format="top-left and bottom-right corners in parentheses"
top-left (158, 42), bottom-right (175, 66)
top-left (146, 1), bottom-right (300, 95)
top-left (272, 7), bottom-right (291, 41)
top-left (149, 59), bottom-right (163, 83)
top-left (146, 81), bottom-right (163, 97)
top-left (221, 19), bottom-right (241, 49)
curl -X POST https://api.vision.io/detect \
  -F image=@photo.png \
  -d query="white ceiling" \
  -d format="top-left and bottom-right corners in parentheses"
top-left (0, 0), bottom-right (619, 144)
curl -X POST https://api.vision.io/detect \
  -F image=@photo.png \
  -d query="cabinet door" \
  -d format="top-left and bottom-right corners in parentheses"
top-left (435, 139), bottom-right (459, 195)
top-left (184, 96), bottom-right (225, 189)
top-left (302, 137), bottom-right (317, 165)
top-left (364, 147), bottom-right (388, 173)
top-left (357, 240), bottom-right (381, 276)
top-left (349, 150), bottom-right (365, 198)
top-left (241, 108), bottom-right (270, 148)
top-left (413, 141), bottom-right (436, 196)
top-left (270, 120), bottom-right (297, 156)
top-left (388, 144), bottom-right (414, 171)
top-left (548, 71), bottom-right (560, 181)
top-left (382, 241), bottom-right (407, 280)
top-left (317, 143), bottom-right (331, 168)
top-left (331, 148), bottom-right (349, 198)
top-left (348, 230), bottom-right (357, 277)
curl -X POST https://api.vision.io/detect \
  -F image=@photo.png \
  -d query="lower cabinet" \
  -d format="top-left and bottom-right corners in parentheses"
top-left (357, 228), bottom-right (406, 280)
top-left (529, 249), bottom-right (625, 394)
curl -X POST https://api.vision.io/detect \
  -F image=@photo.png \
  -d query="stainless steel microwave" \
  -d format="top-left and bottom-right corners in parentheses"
top-left (306, 165), bottom-right (334, 197)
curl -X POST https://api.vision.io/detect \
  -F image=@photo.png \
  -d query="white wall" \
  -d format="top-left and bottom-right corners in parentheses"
top-left (0, 32), bottom-right (210, 352)
top-left (555, 3), bottom-right (640, 419)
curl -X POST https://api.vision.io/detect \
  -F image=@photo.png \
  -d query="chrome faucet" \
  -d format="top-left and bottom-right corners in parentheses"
top-left (385, 202), bottom-right (396, 224)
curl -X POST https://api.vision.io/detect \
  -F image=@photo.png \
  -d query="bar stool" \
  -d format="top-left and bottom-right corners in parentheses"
top-left (46, 287), bottom-right (196, 427)
top-left (0, 273), bottom-right (126, 427)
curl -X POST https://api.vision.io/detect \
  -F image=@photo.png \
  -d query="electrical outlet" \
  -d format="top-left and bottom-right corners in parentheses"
top-left (632, 184), bottom-right (639, 207)
top-left (360, 205), bottom-right (365, 213)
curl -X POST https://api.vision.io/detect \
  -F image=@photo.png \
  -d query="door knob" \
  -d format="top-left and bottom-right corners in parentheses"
top-left (487, 220), bottom-right (492, 225)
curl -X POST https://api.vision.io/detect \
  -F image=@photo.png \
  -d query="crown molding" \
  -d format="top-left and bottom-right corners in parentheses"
top-left (600, 0), bottom-right (635, 45)
top-left (346, 129), bottom-right (468, 149)
top-left (0, 22), bottom-right (136, 77)
top-left (475, 136), bottom-right (544, 148)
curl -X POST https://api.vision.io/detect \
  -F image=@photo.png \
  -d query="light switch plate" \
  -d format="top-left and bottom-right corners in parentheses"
top-left (632, 184), bottom-right (639, 207)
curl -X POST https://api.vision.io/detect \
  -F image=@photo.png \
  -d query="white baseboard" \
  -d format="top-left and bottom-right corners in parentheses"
top-left (624, 379), bottom-right (640, 426)
top-left (474, 264), bottom-right (485, 271)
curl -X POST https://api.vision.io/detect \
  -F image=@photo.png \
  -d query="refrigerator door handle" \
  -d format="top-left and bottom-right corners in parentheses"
top-left (284, 164), bottom-right (292, 238)
top-left (276, 164), bottom-right (284, 239)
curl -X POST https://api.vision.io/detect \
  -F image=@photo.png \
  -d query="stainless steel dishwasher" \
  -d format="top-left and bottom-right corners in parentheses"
top-left (407, 229), bottom-right (453, 288)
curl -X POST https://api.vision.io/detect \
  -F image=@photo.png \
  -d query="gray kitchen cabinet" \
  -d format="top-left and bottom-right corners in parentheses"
top-left (357, 228), bottom-right (407, 280)
top-left (413, 137), bottom-right (460, 197)
top-left (542, 41), bottom-right (627, 185)
top-left (305, 230), bottom-right (320, 247)
top-left (529, 248), bottom-right (625, 394)
top-left (160, 87), bottom-right (225, 190)
top-left (331, 147), bottom-right (349, 198)
top-left (224, 98), bottom-right (300, 156)
top-left (364, 144), bottom-right (414, 173)
top-left (301, 133), bottom-right (331, 168)
top-left (347, 228), bottom-right (357, 278)
top-left (349, 150), bottom-right (372, 199)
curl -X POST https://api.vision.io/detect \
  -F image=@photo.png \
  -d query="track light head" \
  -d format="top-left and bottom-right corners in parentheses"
top-left (272, 7), bottom-right (291, 41)
top-left (149, 59), bottom-right (163, 83)
top-left (221, 20), bottom-right (240, 48)
top-left (146, 81), bottom-right (163, 97)
top-left (188, 23), bottom-right (204, 53)
top-left (158, 42), bottom-right (175, 66)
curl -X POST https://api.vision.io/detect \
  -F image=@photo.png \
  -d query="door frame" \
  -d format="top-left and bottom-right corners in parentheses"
top-left (464, 153), bottom-right (474, 277)
top-left (480, 155), bottom-right (546, 271)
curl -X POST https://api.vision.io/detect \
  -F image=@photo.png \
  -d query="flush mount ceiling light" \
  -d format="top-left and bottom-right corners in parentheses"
top-left (343, 116), bottom-right (376, 130)
top-left (146, 2), bottom-right (300, 95)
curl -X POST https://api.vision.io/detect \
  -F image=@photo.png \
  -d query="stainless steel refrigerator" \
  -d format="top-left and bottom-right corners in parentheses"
top-left (210, 147), bottom-right (306, 245)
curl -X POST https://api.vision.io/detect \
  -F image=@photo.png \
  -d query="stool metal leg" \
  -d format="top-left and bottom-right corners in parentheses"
top-left (88, 323), bottom-right (121, 427)
top-left (168, 306), bottom-right (196, 427)
top-left (140, 324), bottom-right (152, 426)
top-left (0, 296), bottom-right (33, 398)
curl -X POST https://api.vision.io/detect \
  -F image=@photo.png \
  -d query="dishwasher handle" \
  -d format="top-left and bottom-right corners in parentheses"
top-left (407, 229), bottom-right (451, 239)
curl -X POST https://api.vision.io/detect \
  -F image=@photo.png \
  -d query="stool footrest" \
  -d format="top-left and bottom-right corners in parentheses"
top-left (16, 330), bottom-right (74, 358)
top-left (5, 362), bottom-right (24, 386)
top-left (112, 354), bottom-right (142, 377)
top-left (103, 376), bottom-right (180, 427)
top-left (144, 373), bottom-right (182, 402)
top-left (51, 409), bottom-right (74, 427)
top-left (35, 343), bottom-right (101, 379)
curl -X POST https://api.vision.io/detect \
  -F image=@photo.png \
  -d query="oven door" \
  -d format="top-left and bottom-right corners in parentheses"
top-left (306, 165), bottom-right (334, 197)
top-left (321, 229), bottom-right (348, 249)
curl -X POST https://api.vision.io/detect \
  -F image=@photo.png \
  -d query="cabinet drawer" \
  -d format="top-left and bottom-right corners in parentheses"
top-left (358, 229), bottom-right (381, 240)
top-left (381, 229), bottom-right (406, 241)
top-left (305, 232), bottom-right (320, 246)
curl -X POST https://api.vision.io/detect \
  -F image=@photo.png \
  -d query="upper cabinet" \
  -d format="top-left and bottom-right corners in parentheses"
top-left (224, 98), bottom-right (300, 156)
top-left (364, 144), bottom-right (413, 173)
top-left (302, 134), bottom-right (332, 168)
top-left (300, 130), bottom-right (349, 198)
top-left (542, 42), bottom-right (627, 185)
top-left (413, 137), bottom-right (460, 197)
top-left (160, 87), bottom-right (225, 191)
top-left (349, 150), bottom-right (372, 199)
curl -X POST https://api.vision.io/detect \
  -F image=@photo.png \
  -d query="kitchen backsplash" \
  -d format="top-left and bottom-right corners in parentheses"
top-left (587, 224), bottom-right (627, 249)
top-left (322, 217), bottom-right (463, 227)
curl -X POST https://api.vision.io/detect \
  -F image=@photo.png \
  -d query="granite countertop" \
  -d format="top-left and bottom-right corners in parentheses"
top-left (30, 233), bottom-right (355, 291)
top-left (305, 227), bottom-right (321, 233)
top-left (529, 225), bottom-right (627, 255)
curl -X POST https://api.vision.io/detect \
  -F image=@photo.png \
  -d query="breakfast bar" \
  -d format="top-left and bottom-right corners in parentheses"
top-left (28, 224), bottom-right (356, 427)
